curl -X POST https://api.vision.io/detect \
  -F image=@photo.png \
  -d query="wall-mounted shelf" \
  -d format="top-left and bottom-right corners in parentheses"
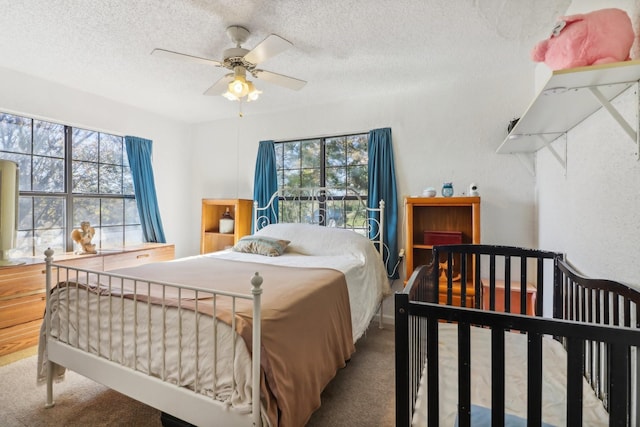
top-left (496, 60), bottom-right (640, 165)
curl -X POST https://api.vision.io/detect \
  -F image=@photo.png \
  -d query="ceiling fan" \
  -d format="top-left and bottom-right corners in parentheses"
top-left (151, 25), bottom-right (306, 102)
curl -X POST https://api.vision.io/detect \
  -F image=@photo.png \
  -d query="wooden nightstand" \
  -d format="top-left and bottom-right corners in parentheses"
top-left (482, 280), bottom-right (537, 316)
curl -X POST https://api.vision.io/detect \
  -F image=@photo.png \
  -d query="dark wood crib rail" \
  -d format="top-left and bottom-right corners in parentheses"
top-left (396, 245), bottom-right (640, 426)
top-left (431, 244), bottom-right (562, 315)
top-left (396, 296), bottom-right (640, 426)
top-left (554, 258), bottom-right (640, 413)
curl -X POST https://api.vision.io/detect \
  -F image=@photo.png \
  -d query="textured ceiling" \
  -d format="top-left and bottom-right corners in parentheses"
top-left (0, 0), bottom-right (570, 123)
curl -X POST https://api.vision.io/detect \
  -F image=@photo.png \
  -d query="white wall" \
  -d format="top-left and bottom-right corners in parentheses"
top-left (0, 66), bottom-right (194, 258)
top-left (536, 0), bottom-right (640, 288)
top-left (192, 72), bottom-right (540, 283)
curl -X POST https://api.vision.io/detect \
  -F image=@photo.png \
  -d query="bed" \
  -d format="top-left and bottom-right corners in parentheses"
top-left (38, 186), bottom-right (390, 427)
top-left (395, 244), bottom-right (640, 426)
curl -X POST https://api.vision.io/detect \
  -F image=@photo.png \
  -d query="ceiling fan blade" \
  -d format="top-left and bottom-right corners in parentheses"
top-left (255, 69), bottom-right (307, 91)
top-left (203, 74), bottom-right (234, 96)
top-left (243, 34), bottom-right (292, 65)
top-left (151, 48), bottom-right (222, 67)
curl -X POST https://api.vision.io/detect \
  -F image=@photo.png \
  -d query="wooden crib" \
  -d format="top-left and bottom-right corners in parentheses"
top-left (395, 244), bottom-right (640, 426)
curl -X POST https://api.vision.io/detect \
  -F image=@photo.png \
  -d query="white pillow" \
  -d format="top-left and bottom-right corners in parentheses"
top-left (254, 223), bottom-right (373, 256)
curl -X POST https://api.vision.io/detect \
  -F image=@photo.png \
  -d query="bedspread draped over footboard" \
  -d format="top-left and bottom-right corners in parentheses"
top-left (40, 256), bottom-right (354, 427)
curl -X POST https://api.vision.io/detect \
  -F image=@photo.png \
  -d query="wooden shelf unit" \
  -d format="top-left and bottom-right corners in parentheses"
top-left (200, 199), bottom-right (253, 254)
top-left (405, 196), bottom-right (480, 306)
top-left (0, 243), bottom-right (175, 357)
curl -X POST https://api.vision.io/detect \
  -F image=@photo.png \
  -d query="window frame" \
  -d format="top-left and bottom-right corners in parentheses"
top-left (274, 133), bottom-right (369, 228)
top-left (0, 112), bottom-right (141, 256)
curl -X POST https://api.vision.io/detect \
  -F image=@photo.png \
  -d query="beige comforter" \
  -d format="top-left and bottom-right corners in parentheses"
top-left (42, 257), bottom-right (354, 427)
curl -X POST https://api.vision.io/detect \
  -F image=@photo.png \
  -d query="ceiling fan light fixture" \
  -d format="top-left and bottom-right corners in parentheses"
top-left (247, 81), bottom-right (262, 102)
top-left (222, 91), bottom-right (240, 101)
top-left (228, 75), bottom-right (249, 98)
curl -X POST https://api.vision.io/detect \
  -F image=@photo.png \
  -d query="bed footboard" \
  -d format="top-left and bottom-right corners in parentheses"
top-left (43, 249), bottom-right (264, 427)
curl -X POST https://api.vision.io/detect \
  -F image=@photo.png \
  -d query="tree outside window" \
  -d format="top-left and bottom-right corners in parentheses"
top-left (0, 113), bottom-right (142, 257)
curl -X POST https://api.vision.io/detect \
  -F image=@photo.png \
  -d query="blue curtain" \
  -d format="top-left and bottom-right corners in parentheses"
top-left (253, 140), bottom-right (278, 230)
top-left (368, 128), bottom-right (399, 278)
top-left (125, 136), bottom-right (166, 243)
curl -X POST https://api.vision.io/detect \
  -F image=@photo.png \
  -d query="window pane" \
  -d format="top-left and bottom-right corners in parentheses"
top-left (274, 143), bottom-right (283, 169)
top-left (283, 170), bottom-right (301, 187)
top-left (282, 141), bottom-right (300, 169)
top-left (18, 197), bottom-right (33, 230)
top-left (13, 230), bottom-right (33, 257)
top-left (33, 197), bottom-right (65, 229)
top-left (301, 140), bottom-right (320, 168)
top-left (347, 135), bottom-right (368, 165)
top-left (35, 228), bottom-right (64, 256)
top-left (300, 169), bottom-right (320, 187)
top-left (72, 128), bottom-right (99, 161)
top-left (123, 166), bottom-right (134, 195)
top-left (0, 114), bottom-right (31, 153)
top-left (124, 198), bottom-right (139, 225)
top-left (101, 226), bottom-right (123, 248)
top-left (326, 166), bottom-right (346, 188)
top-left (125, 225), bottom-right (143, 246)
top-left (33, 156), bottom-right (64, 192)
top-left (33, 120), bottom-right (64, 157)
top-left (73, 160), bottom-right (99, 193)
top-left (99, 164), bottom-right (123, 194)
top-left (348, 165), bottom-right (368, 195)
top-left (346, 200), bottom-right (367, 229)
top-left (73, 197), bottom-right (100, 226)
top-left (100, 133), bottom-right (123, 165)
top-left (326, 137), bottom-right (346, 167)
top-left (101, 198), bottom-right (124, 226)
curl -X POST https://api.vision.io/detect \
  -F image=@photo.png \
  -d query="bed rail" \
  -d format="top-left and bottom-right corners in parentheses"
top-left (43, 248), bottom-right (264, 427)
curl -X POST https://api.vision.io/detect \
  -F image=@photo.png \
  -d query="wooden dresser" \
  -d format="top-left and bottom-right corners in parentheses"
top-left (0, 243), bottom-right (175, 357)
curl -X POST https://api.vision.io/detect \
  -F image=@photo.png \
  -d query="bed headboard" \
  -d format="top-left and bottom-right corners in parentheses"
top-left (253, 186), bottom-right (386, 257)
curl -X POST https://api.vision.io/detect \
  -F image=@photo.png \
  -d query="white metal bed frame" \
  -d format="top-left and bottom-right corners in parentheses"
top-left (42, 186), bottom-right (387, 427)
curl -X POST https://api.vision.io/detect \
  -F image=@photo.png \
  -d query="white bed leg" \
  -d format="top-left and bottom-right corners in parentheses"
top-left (45, 361), bottom-right (55, 408)
top-left (251, 272), bottom-right (263, 427)
top-left (44, 248), bottom-right (56, 409)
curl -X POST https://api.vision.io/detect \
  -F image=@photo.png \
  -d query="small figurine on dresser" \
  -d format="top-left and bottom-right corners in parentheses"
top-left (71, 221), bottom-right (97, 254)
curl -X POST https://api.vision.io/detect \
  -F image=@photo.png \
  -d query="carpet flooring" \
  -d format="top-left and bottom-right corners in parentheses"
top-left (0, 323), bottom-right (395, 427)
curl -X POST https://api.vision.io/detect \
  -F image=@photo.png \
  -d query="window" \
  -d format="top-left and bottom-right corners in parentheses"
top-left (275, 133), bottom-right (368, 229)
top-left (0, 112), bottom-right (142, 257)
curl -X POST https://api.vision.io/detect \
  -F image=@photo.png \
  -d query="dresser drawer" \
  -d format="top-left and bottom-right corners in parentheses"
top-left (0, 319), bottom-right (42, 356)
top-left (103, 245), bottom-right (175, 271)
top-left (0, 264), bottom-right (45, 299)
top-left (0, 291), bottom-right (46, 329)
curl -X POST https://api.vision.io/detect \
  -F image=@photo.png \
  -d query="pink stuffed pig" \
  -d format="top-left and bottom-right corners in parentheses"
top-left (531, 8), bottom-right (635, 70)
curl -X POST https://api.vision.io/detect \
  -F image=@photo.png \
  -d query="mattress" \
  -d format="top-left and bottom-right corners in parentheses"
top-left (411, 323), bottom-right (609, 426)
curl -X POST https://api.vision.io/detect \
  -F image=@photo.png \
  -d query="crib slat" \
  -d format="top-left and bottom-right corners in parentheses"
top-left (504, 256), bottom-right (511, 313)
top-left (527, 332), bottom-right (543, 424)
top-left (566, 336), bottom-right (584, 426)
top-left (609, 342), bottom-right (629, 426)
top-left (491, 328), bottom-right (505, 426)
top-left (427, 317), bottom-right (439, 427)
top-left (458, 322), bottom-right (471, 427)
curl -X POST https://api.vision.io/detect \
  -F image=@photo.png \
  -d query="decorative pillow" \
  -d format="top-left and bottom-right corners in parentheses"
top-left (232, 235), bottom-right (290, 257)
